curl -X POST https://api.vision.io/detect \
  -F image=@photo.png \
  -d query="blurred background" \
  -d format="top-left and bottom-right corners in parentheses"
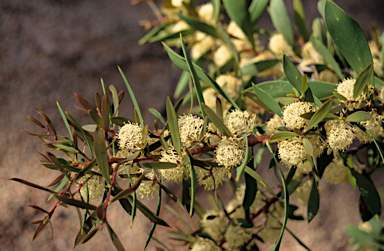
top-left (1, 0), bottom-right (384, 250)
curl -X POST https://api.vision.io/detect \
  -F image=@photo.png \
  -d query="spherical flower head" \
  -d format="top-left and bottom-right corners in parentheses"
top-left (196, 167), bottom-right (227, 191)
top-left (118, 122), bottom-right (143, 151)
top-left (191, 237), bottom-right (219, 251)
top-left (216, 74), bottom-right (242, 98)
top-left (296, 179), bottom-right (313, 206)
top-left (266, 114), bottom-right (285, 134)
top-left (227, 21), bottom-right (247, 41)
top-left (379, 88), bottom-right (384, 104)
top-left (258, 214), bottom-right (282, 244)
top-left (201, 211), bottom-right (227, 242)
top-left (301, 42), bottom-right (324, 65)
top-left (269, 33), bottom-right (294, 57)
top-left (235, 185), bottom-right (265, 213)
top-left (319, 69), bottom-right (339, 84)
top-left (215, 137), bottom-right (246, 168)
top-left (79, 175), bottom-right (105, 201)
top-left (323, 157), bottom-right (350, 185)
top-left (224, 224), bottom-right (252, 249)
top-left (178, 114), bottom-right (205, 147)
top-left (296, 160), bottom-right (313, 174)
top-left (278, 137), bottom-right (307, 167)
top-left (197, 3), bottom-right (214, 25)
top-left (226, 199), bottom-right (245, 221)
top-left (159, 146), bottom-right (185, 183)
top-left (356, 111), bottom-right (384, 143)
top-left (191, 33), bottom-right (216, 60)
top-left (324, 120), bottom-right (356, 151)
top-left (283, 101), bottom-right (314, 129)
top-left (307, 133), bottom-right (326, 158)
top-left (171, 0), bottom-right (183, 7)
top-left (373, 58), bottom-right (384, 77)
top-left (202, 88), bottom-right (219, 109)
top-left (224, 110), bottom-right (256, 137)
top-left (336, 78), bottom-right (374, 110)
top-left (214, 44), bottom-right (232, 67)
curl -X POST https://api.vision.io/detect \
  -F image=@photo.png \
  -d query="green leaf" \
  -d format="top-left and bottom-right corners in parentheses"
top-left (252, 84), bottom-right (283, 118)
top-left (165, 205), bottom-right (192, 233)
top-left (345, 111), bottom-right (372, 122)
top-left (159, 184), bottom-right (184, 210)
top-left (240, 59), bottom-right (280, 77)
top-left (142, 162), bottom-right (178, 169)
top-left (177, 14), bottom-right (218, 38)
top-left (353, 63), bottom-right (373, 99)
top-left (138, 22), bottom-right (167, 45)
top-left (310, 36), bottom-right (343, 79)
top-left (94, 127), bottom-right (111, 185)
top-left (324, 0), bottom-right (372, 74)
top-left (166, 97), bottom-right (182, 156)
top-left (174, 71), bottom-right (190, 99)
top-left (307, 177), bottom-right (320, 223)
top-left (109, 85), bottom-right (119, 117)
top-left (283, 55), bottom-right (303, 95)
top-left (162, 43), bottom-right (240, 110)
top-left (143, 187), bottom-right (162, 251)
top-left (340, 152), bottom-right (357, 189)
top-left (105, 222), bottom-right (125, 251)
top-left (244, 166), bottom-right (278, 198)
top-left (269, 132), bottom-right (298, 143)
top-left (243, 167), bottom-right (258, 214)
top-left (186, 153), bottom-right (196, 216)
top-left (111, 174), bottom-right (144, 203)
top-left (82, 124), bottom-right (97, 132)
top-left (56, 102), bottom-right (73, 141)
top-left (88, 110), bottom-right (105, 129)
top-left (303, 138), bottom-right (313, 156)
top-left (354, 171), bottom-right (381, 216)
top-left (269, 0), bottom-right (295, 47)
top-left (81, 226), bottom-right (101, 244)
top-left (10, 178), bottom-right (57, 194)
top-left (243, 91), bottom-right (274, 114)
top-left (66, 112), bottom-right (94, 158)
top-left (110, 117), bottom-right (132, 127)
top-left (54, 194), bottom-right (97, 210)
top-left (118, 66), bottom-right (144, 128)
top-left (293, 0), bottom-right (309, 42)
top-left (101, 94), bottom-right (110, 129)
top-left (304, 98), bottom-right (333, 132)
top-left (333, 92), bottom-right (347, 101)
top-left (316, 149), bottom-right (334, 178)
top-left (180, 34), bottom-right (205, 117)
top-left (222, 0), bottom-right (255, 48)
top-left (75, 158), bottom-right (97, 180)
top-left (249, 0), bottom-right (269, 25)
top-left (169, 232), bottom-right (196, 243)
top-left (149, 108), bottom-right (165, 126)
top-left (201, 103), bottom-right (233, 137)
top-left (127, 196), bottom-right (169, 227)
top-left (236, 134), bottom-right (251, 181)
top-left (32, 219), bottom-right (50, 240)
top-left (74, 211), bottom-right (99, 247)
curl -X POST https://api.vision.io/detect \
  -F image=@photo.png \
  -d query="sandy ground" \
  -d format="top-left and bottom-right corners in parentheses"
top-left (1, 0), bottom-right (384, 250)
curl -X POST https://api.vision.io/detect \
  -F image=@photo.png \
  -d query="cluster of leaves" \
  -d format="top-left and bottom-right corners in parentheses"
top-left (13, 0), bottom-right (384, 250)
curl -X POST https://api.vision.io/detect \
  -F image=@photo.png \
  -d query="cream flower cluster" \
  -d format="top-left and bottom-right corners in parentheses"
top-left (283, 101), bottom-right (314, 129)
top-left (196, 166), bottom-right (227, 191)
top-left (178, 114), bottom-right (205, 147)
top-left (224, 224), bottom-right (253, 250)
top-left (269, 33), bottom-right (295, 57)
top-left (159, 146), bottom-right (185, 183)
top-left (200, 211), bottom-right (227, 242)
top-left (79, 175), bottom-right (105, 201)
top-left (118, 122), bottom-right (143, 151)
top-left (215, 137), bottom-right (246, 168)
top-left (324, 120), bottom-right (356, 151)
top-left (224, 110), bottom-right (256, 137)
top-left (190, 237), bottom-right (219, 251)
top-left (278, 137), bottom-right (307, 167)
top-left (323, 156), bottom-right (350, 185)
top-left (336, 78), bottom-right (374, 110)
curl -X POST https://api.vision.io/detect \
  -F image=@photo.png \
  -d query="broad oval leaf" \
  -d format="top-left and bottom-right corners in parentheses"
top-left (252, 84), bottom-right (283, 118)
top-left (303, 137), bottom-right (313, 156)
top-left (353, 63), bottom-right (373, 99)
top-left (324, 0), bottom-right (372, 74)
top-left (110, 117), bottom-right (132, 127)
top-left (345, 111), bottom-right (372, 122)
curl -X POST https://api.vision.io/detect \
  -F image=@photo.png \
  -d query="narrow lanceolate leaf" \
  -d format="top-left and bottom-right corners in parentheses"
top-left (10, 178), bottom-right (57, 194)
top-left (283, 55), bottom-right (303, 95)
top-left (310, 36), bottom-right (343, 80)
top-left (302, 138), bottom-right (313, 156)
top-left (269, 132), bottom-right (298, 143)
top-left (118, 66), bottom-right (144, 128)
top-left (307, 176), bottom-right (320, 223)
top-left (149, 108), bottom-right (166, 125)
top-left (222, 0), bottom-right (255, 48)
top-left (186, 152), bottom-right (196, 216)
top-left (138, 22), bottom-right (166, 45)
top-left (236, 135), bottom-right (251, 181)
top-left (252, 84), bottom-right (283, 118)
top-left (333, 92), bottom-right (347, 101)
top-left (144, 187), bottom-right (162, 251)
top-left (159, 184), bottom-right (184, 210)
top-left (110, 117), bottom-right (132, 127)
top-left (127, 196), bottom-right (169, 227)
top-left (111, 174), bottom-right (145, 203)
top-left (293, 0), bottom-right (309, 42)
top-left (166, 97), bottom-right (182, 156)
top-left (33, 219), bottom-right (50, 240)
top-left (177, 14), bottom-right (218, 38)
top-left (179, 34), bottom-right (205, 117)
top-left (75, 158), bottom-right (97, 180)
top-left (240, 59), bottom-right (280, 77)
top-left (269, 0), bottom-right (295, 47)
top-left (74, 92), bottom-right (94, 111)
top-left (36, 108), bottom-right (57, 136)
top-left (109, 85), bottom-right (119, 117)
top-left (353, 63), bottom-right (373, 99)
top-left (88, 110), bottom-right (105, 129)
top-left (324, 0), bottom-right (372, 74)
top-left (244, 166), bottom-right (278, 198)
top-left (105, 221), bottom-right (125, 251)
top-left (81, 226), bottom-right (101, 244)
top-left (353, 170), bottom-right (381, 216)
top-left (27, 115), bottom-right (44, 128)
top-left (56, 101), bottom-right (73, 141)
top-left (201, 103), bottom-right (233, 137)
top-left (46, 153), bottom-right (71, 180)
top-left (304, 98), bottom-right (333, 132)
top-left (142, 162), bottom-right (178, 169)
top-left (94, 127), bottom-right (111, 185)
top-left (345, 111), bottom-right (372, 122)
top-left (249, 0), bottom-right (269, 25)
top-left (54, 195), bottom-right (97, 210)
top-left (162, 43), bottom-right (240, 110)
